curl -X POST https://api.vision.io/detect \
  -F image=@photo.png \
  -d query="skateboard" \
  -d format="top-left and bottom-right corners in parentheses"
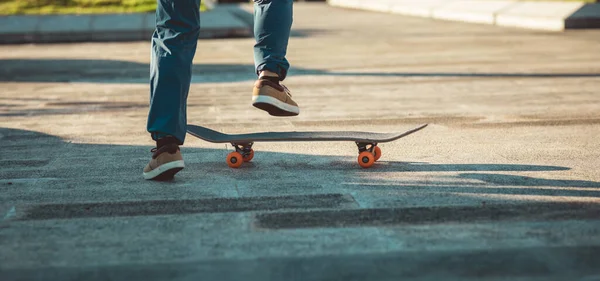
top-left (186, 123), bottom-right (428, 168)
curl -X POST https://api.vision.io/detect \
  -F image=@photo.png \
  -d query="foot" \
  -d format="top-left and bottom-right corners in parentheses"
top-left (252, 75), bottom-right (299, 116)
top-left (143, 143), bottom-right (185, 181)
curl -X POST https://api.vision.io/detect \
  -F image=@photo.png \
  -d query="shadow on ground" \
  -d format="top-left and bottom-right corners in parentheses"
top-left (2, 127), bottom-right (600, 280)
top-left (4, 244), bottom-right (600, 281)
top-left (2, 126), bottom-right (598, 211)
top-left (0, 99), bottom-right (149, 117)
top-left (1, 59), bottom-right (600, 84)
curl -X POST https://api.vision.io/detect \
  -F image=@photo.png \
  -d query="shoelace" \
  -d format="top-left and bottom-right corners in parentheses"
top-left (150, 144), bottom-right (179, 159)
top-left (260, 76), bottom-right (291, 96)
top-left (281, 84), bottom-right (292, 97)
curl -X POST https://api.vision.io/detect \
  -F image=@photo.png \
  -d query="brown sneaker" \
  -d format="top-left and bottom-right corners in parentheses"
top-left (252, 76), bottom-right (299, 116)
top-left (143, 143), bottom-right (185, 180)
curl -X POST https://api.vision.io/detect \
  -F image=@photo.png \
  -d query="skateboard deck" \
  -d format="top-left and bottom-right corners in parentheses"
top-left (186, 123), bottom-right (428, 168)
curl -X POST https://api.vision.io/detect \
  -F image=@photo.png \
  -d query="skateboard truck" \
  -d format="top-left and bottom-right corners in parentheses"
top-left (226, 141), bottom-right (382, 169)
top-left (356, 142), bottom-right (381, 168)
top-left (227, 142), bottom-right (255, 168)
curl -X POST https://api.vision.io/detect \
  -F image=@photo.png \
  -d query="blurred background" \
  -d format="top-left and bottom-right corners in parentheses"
top-left (0, 0), bottom-right (596, 16)
top-left (0, 0), bottom-right (327, 15)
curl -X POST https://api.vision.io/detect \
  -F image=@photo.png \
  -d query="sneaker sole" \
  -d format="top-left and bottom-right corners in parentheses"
top-left (143, 160), bottom-right (185, 181)
top-left (252, 95), bottom-right (299, 117)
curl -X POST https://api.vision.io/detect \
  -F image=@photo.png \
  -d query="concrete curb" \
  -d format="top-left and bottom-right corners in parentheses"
top-left (432, 1), bottom-right (517, 25)
top-left (0, 4), bottom-right (252, 44)
top-left (327, 0), bottom-right (600, 31)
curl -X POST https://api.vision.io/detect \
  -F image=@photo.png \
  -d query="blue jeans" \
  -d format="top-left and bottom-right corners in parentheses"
top-left (147, 0), bottom-right (293, 144)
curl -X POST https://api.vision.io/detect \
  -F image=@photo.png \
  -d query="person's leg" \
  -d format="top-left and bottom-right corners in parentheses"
top-left (251, 0), bottom-right (299, 116)
top-left (144, 0), bottom-right (200, 180)
top-left (253, 0), bottom-right (293, 80)
top-left (147, 0), bottom-right (200, 145)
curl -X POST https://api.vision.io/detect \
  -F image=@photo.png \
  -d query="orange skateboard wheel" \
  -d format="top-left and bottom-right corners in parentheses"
top-left (373, 146), bottom-right (382, 161)
top-left (243, 149), bottom-right (255, 162)
top-left (358, 151), bottom-right (375, 168)
top-left (227, 152), bottom-right (243, 168)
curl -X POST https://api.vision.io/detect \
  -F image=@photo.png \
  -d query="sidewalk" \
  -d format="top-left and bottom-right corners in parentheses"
top-left (0, 4), bottom-right (252, 44)
top-left (327, 0), bottom-right (600, 31)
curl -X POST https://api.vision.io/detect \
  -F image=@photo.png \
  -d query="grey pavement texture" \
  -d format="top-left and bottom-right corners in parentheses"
top-left (328, 0), bottom-right (600, 31)
top-left (0, 4), bottom-right (252, 44)
top-left (1, 2), bottom-right (600, 280)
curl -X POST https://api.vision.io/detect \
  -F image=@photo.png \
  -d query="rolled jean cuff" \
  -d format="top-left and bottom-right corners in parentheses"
top-left (151, 131), bottom-right (184, 145)
top-left (256, 62), bottom-right (288, 81)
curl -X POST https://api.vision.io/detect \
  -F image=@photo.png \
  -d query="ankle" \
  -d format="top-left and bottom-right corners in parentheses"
top-left (156, 136), bottom-right (179, 149)
top-left (259, 70), bottom-right (279, 78)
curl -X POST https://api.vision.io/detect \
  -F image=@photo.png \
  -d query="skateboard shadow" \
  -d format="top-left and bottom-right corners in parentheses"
top-left (369, 162), bottom-right (569, 172)
top-left (1, 59), bottom-right (599, 84)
